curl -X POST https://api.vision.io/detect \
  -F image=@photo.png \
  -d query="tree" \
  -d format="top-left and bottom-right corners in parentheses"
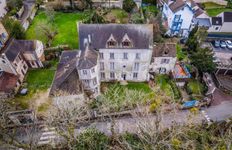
top-left (2, 17), bottom-right (25, 39)
top-left (35, 0), bottom-right (44, 8)
top-left (36, 21), bottom-right (58, 47)
top-left (7, 0), bottom-right (23, 15)
top-left (83, 10), bottom-right (106, 24)
top-left (123, 0), bottom-right (136, 13)
top-left (190, 47), bottom-right (216, 73)
top-left (74, 128), bottom-right (109, 150)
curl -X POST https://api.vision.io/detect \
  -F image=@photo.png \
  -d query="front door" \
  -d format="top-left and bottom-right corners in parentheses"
top-left (122, 73), bottom-right (126, 80)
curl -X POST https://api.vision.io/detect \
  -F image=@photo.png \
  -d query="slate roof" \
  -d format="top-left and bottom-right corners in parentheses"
top-left (169, 0), bottom-right (186, 13)
top-left (212, 17), bottom-right (222, 26)
top-left (50, 50), bottom-right (83, 96)
top-left (0, 71), bottom-right (18, 93)
top-left (77, 46), bottom-right (98, 70)
top-left (224, 12), bottom-right (232, 22)
top-left (78, 24), bottom-right (153, 50)
top-left (153, 43), bottom-right (176, 57)
top-left (194, 8), bottom-right (204, 17)
top-left (3, 39), bottom-right (36, 62)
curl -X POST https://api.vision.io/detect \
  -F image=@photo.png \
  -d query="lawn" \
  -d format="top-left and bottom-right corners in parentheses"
top-left (11, 69), bottom-right (55, 109)
top-left (26, 11), bottom-right (89, 49)
top-left (206, 8), bottom-right (232, 16)
top-left (202, 2), bottom-right (232, 17)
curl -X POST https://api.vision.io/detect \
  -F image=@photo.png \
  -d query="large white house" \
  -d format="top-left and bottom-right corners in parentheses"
top-left (50, 24), bottom-right (154, 99)
top-left (159, 0), bottom-right (209, 37)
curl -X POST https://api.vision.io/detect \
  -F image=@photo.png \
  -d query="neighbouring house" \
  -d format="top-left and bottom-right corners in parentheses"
top-left (49, 51), bottom-right (85, 107)
top-left (0, 0), bottom-right (7, 18)
top-left (151, 43), bottom-right (177, 74)
top-left (159, 0), bottom-right (209, 37)
top-left (50, 23), bottom-right (153, 98)
top-left (18, 0), bottom-right (37, 30)
top-left (208, 12), bottom-right (232, 33)
top-left (0, 22), bottom-right (44, 98)
top-left (0, 71), bottom-right (19, 99)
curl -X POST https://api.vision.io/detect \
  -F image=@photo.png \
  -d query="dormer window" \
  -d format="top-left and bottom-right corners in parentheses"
top-left (122, 33), bottom-right (133, 48)
top-left (108, 40), bottom-right (117, 47)
top-left (107, 34), bottom-right (117, 48)
top-left (122, 40), bottom-right (131, 47)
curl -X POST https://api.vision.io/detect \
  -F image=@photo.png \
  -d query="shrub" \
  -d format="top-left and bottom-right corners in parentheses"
top-left (123, 0), bottom-right (136, 13)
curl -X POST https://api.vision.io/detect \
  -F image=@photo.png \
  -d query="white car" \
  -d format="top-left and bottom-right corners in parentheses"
top-left (225, 40), bottom-right (232, 49)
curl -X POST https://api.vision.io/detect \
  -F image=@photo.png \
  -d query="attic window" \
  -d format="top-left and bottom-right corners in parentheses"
top-left (164, 50), bottom-right (169, 55)
top-left (122, 33), bottom-right (133, 48)
top-left (107, 34), bottom-right (117, 48)
top-left (108, 40), bottom-right (117, 47)
top-left (122, 40), bottom-right (131, 47)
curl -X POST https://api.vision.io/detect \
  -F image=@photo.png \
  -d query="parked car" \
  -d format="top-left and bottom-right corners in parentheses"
top-left (214, 40), bottom-right (220, 48)
top-left (199, 97), bottom-right (211, 107)
top-left (225, 40), bottom-right (232, 49)
top-left (220, 41), bottom-right (227, 48)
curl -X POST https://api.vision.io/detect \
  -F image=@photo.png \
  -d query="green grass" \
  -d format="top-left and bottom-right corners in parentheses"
top-left (26, 69), bottom-right (55, 90)
top-left (176, 44), bottom-right (188, 61)
top-left (26, 11), bottom-right (88, 49)
top-left (203, 2), bottom-right (225, 9)
top-left (155, 75), bottom-right (181, 100)
top-left (206, 8), bottom-right (232, 16)
top-left (102, 82), bottom-right (152, 94)
top-left (105, 9), bottom-right (129, 23)
top-left (11, 69), bottom-right (55, 109)
top-left (187, 80), bottom-right (204, 96)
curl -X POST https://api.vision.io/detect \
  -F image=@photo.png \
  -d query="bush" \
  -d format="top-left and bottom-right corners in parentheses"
top-left (2, 17), bottom-right (26, 39)
top-left (75, 128), bottom-right (109, 150)
top-left (123, 0), bottom-right (136, 13)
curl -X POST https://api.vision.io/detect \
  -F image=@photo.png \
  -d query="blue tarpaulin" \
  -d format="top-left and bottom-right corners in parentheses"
top-left (183, 100), bottom-right (198, 107)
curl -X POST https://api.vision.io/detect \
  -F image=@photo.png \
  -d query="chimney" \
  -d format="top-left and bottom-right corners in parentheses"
top-left (88, 34), bottom-right (91, 45)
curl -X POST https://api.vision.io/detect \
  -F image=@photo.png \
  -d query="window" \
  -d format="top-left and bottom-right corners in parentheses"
top-left (92, 68), bottom-right (95, 73)
top-left (133, 73), bottom-right (138, 79)
top-left (18, 55), bottom-right (22, 60)
top-left (215, 27), bottom-right (219, 30)
top-left (99, 53), bottom-right (104, 59)
top-left (2, 60), bottom-right (5, 64)
top-left (110, 72), bottom-right (115, 79)
top-left (21, 69), bottom-right (25, 75)
top-left (93, 78), bottom-right (97, 85)
top-left (100, 62), bottom-right (104, 71)
top-left (84, 80), bottom-right (90, 87)
top-left (123, 53), bottom-right (128, 59)
top-left (110, 62), bottom-right (114, 70)
top-left (136, 53), bottom-right (140, 60)
top-left (23, 65), bottom-right (27, 70)
top-left (110, 53), bottom-right (114, 59)
top-left (161, 59), bottom-right (170, 64)
top-left (100, 72), bottom-right (105, 79)
top-left (122, 41), bottom-right (131, 47)
top-left (108, 40), bottom-right (117, 47)
top-left (83, 70), bottom-right (87, 75)
top-left (134, 63), bottom-right (139, 71)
